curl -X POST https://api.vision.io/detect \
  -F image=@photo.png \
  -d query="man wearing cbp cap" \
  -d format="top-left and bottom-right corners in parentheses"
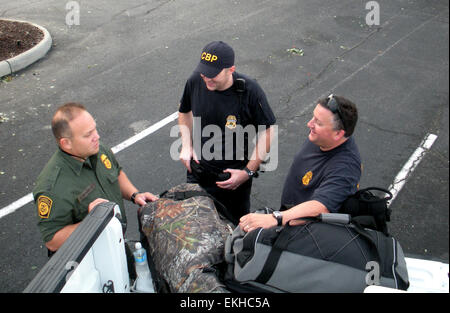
top-left (178, 41), bottom-right (276, 225)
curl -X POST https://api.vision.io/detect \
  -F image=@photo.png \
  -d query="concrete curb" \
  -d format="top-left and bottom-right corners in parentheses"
top-left (0, 19), bottom-right (52, 78)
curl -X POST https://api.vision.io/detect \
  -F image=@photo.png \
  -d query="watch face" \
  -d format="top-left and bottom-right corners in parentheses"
top-left (273, 211), bottom-right (282, 225)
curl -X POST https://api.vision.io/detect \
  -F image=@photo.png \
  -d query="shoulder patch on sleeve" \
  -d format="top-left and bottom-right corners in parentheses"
top-left (37, 195), bottom-right (53, 219)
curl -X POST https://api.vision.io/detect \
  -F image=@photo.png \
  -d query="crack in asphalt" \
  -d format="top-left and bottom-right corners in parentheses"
top-left (110, 0), bottom-right (174, 20)
top-left (359, 120), bottom-right (420, 138)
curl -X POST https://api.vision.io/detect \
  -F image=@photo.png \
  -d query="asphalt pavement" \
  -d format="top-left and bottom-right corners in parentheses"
top-left (0, 0), bottom-right (448, 293)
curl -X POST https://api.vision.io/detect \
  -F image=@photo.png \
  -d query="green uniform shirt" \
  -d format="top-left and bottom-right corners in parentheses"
top-left (33, 143), bottom-right (126, 243)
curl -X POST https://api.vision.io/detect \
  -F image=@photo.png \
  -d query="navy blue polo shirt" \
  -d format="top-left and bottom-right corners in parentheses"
top-left (281, 137), bottom-right (362, 213)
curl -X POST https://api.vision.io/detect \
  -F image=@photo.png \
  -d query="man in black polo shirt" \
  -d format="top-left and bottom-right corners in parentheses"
top-left (178, 41), bottom-right (276, 225)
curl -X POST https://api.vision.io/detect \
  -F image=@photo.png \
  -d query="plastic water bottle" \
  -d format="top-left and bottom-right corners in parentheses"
top-left (133, 242), bottom-right (155, 292)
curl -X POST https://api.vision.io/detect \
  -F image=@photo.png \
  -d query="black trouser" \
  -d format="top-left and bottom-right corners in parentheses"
top-left (187, 171), bottom-right (252, 226)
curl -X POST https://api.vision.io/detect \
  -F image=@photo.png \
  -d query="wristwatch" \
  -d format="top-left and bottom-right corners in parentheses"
top-left (244, 167), bottom-right (259, 178)
top-left (272, 211), bottom-right (283, 226)
top-left (130, 192), bottom-right (139, 204)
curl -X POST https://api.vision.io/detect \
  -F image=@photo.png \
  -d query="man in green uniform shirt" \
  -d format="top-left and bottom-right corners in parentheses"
top-left (33, 102), bottom-right (157, 254)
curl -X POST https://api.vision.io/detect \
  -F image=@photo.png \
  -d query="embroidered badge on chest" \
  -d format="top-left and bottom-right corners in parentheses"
top-left (302, 171), bottom-right (313, 186)
top-left (37, 195), bottom-right (53, 218)
top-left (225, 115), bottom-right (237, 130)
top-left (100, 154), bottom-right (112, 169)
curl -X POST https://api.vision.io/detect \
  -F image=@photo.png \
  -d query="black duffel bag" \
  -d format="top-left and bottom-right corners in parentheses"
top-left (224, 211), bottom-right (409, 293)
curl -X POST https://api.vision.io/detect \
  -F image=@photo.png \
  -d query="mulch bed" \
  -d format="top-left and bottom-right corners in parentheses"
top-left (0, 19), bottom-right (44, 62)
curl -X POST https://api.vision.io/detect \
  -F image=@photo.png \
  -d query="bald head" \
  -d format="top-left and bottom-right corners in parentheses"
top-left (51, 102), bottom-right (86, 140)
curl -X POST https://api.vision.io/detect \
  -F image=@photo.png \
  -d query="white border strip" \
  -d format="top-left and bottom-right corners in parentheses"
top-left (111, 112), bottom-right (178, 154)
top-left (0, 111), bottom-right (178, 219)
top-left (0, 193), bottom-right (34, 219)
top-left (387, 133), bottom-right (438, 207)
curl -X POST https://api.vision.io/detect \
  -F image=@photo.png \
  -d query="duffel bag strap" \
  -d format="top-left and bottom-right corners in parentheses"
top-left (175, 191), bottom-right (209, 200)
top-left (359, 187), bottom-right (393, 202)
top-left (159, 190), bottom-right (210, 200)
top-left (254, 214), bottom-right (335, 284)
top-left (255, 223), bottom-right (307, 284)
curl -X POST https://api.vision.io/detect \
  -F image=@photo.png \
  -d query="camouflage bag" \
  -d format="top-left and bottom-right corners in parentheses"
top-left (138, 183), bottom-right (232, 293)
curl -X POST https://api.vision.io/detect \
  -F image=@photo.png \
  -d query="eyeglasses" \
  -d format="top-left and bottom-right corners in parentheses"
top-left (326, 94), bottom-right (346, 131)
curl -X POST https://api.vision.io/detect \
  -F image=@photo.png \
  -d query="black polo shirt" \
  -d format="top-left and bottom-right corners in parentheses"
top-left (179, 72), bottom-right (276, 169)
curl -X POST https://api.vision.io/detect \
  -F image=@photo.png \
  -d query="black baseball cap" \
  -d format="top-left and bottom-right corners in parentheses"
top-left (194, 41), bottom-right (235, 78)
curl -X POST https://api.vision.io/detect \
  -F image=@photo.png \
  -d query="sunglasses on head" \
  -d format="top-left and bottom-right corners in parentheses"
top-left (326, 94), bottom-right (346, 131)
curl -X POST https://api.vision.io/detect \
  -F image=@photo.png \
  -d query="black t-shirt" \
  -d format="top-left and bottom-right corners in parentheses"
top-left (280, 137), bottom-right (362, 213)
top-left (179, 72), bottom-right (276, 169)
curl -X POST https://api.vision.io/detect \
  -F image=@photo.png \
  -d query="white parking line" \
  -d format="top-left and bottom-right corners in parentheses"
top-left (111, 112), bottom-right (178, 154)
top-left (0, 193), bottom-right (34, 219)
top-left (387, 133), bottom-right (438, 207)
top-left (0, 111), bottom-right (178, 219)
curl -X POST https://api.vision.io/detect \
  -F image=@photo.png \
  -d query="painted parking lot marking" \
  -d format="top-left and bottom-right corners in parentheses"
top-left (387, 133), bottom-right (438, 207)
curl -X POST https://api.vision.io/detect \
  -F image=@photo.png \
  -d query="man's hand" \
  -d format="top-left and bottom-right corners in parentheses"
top-left (179, 147), bottom-right (199, 173)
top-left (239, 212), bottom-right (277, 233)
top-left (133, 192), bottom-right (159, 206)
top-left (239, 200), bottom-right (329, 232)
top-left (216, 169), bottom-right (249, 190)
top-left (88, 198), bottom-right (109, 212)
